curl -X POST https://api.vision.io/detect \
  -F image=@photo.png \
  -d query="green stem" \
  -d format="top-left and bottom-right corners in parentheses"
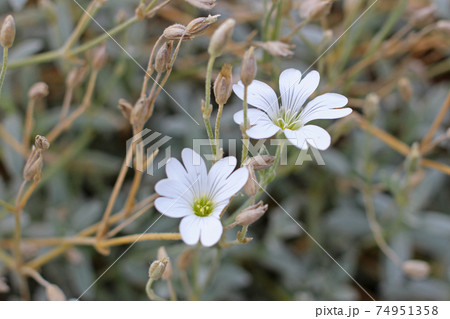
top-left (241, 85), bottom-right (249, 165)
top-left (204, 55), bottom-right (216, 157)
top-left (0, 47), bottom-right (8, 97)
top-left (214, 103), bottom-right (224, 161)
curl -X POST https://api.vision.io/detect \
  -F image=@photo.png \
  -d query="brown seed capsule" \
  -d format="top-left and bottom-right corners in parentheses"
top-left (163, 24), bottom-right (192, 41)
top-left (247, 154), bottom-right (275, 171)
top-left (243, 164), bottom-right (258, 197)
top-left (398, 77), bottom-right (413, 102)
top-left (208, 18), bottom-right (235, 57)
top-left (214, 64), bottom-right (233, 105)
top-left (0, 15), bottom-right (15, 48)
top-left (23, 147), bottom-right (43, 182)
top-left (186, 14), bottom-right (219, 36)
top-left (148, 257), bottom-right (168, 280)
top-left (240, 47), bottom-right (257, 87)
top-left (28, 82), bottom-right (49, 100)
top-left (35, 135), bottom-right (50, 150)
top-left (185, 0), bottom-right (216, 10)
top-left (258, 41), bottom-right (295, 58)
top-left (92, 43), bottom-right (108, 70)
top-left (45, 284), bottom-right (66, 301)
top-left (300, 0), bottom-right (332, 20)
top-left (154, 41), bottom-right (173, 73)
top-left (402, 260), bottom-right (430, 280)
top-left (235, 201), bottom-right (268, 226)
top-left (157, 247), bottom-right (173, 280)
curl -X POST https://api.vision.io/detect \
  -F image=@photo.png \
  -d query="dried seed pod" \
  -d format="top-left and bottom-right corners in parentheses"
top-left (257, 41), bottom-right (295, 58)
top-left (243, 164), bottom-right (258, 197)
top-left (45, 284), bottom-right (66, 301)
top-left (35, 135), bottom-right (50, 150)
top-left (240, 47), bottom-right (257, 87)
top-left (299, 0), bottom-right (332, 20)
top-left (23, 147), bottom-right (43, 182)
top-left (66, 66), bottom-right (88, 89)
top-left (157, 247), bottom-right (173, 280)
top-left (92, 43), bottom-right (108, 70)
top-left (185, 0), bottom-right (216, 10)
top-left (148, 257), bottom-right (168, 280)
top-left (28, 82), bottom-right (49, 100)
top-left (235, 201), bottom-right (268, 226)
top-left (118, 98), bottom-right (133, 122)
top-left (208, 18), bottom-right (235, 57)
top-left (177, 250), bottom-right (193, 270)
top-left (214, 64), bottom-right (233, 105)
top-left (163, 24), bottom-right (192, 40)
top-left (186, 14), bottom-right (219, 36)
top-left (247, 154), bottom-right (275, 170)
top-left (402, 260), bottom-right (430, 280)
top-left (154, 41), bottom-right (173, 73)
top-left (0, 15), bottom-right (15, 48)
top-left (398, 77), bottom-right (413, 102)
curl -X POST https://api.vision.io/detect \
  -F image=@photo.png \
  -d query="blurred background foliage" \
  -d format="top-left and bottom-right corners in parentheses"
top-left (0, 0), bottom-right (449, 300)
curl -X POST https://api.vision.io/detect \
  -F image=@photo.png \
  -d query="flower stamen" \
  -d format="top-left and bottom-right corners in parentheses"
top-left (193, 195), bottom-right (215, 217)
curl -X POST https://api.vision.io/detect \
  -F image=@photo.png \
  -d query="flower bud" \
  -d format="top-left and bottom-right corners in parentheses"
top-left (177, 250), bottom-right (193, 270)
top-left (45, 284), bottom-right (66, 301)
top-left (28, 82), bottom-right (49, 100)
top-left (208, 18), bottom-right (235, 57)
top-left (154, 41), bottom-right (173, 73)
top-left (186, 14), bottom-right (219, 36)
top-left (240, 47), bottom-right (257, 87)
top-left (35, 135), bottom-right (50, 150)
top-left (405, 142), bottom-right (421, 174)
top-left (0, 15), bottom-right (15, 48)
top-left (214, 64), bottom-right (233, 105)
top-left (92, 43), bottom-right (107, 70)
top-left (243, 164), bottom-right (258, 197)
top-left (163, 24), bottom-right (192, 40)
top-left (247, 154), bottom-right (275, 170)
top-left (185, 0), bottom-right (216, 10)
top-left (402, 259), bottom-right (430, 280)
top-left (398, 77), bottom-right (413, 102)
top-left (157, 247), bottom-right (173, 280)
top-left (235, 201), bottom-right (268, 226)
top-left (299, 0), bottom-right (332, 20)
top-left (148, 257), bottom-right (168, 280)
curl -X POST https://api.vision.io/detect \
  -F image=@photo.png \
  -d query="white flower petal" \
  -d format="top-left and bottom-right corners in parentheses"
top-left (155, 197), bottom-right (192, 218)
top-left (213, 167), bottom-right (249, 202)
top-left (155, 179), bottom-right (192, 203)
top-left (200, 217), bottom-right (223, 247)
top-left (179, 215), bottom-right (202, 245)
top-left (233, 108), bottom-right (269, 126)
top-left (284, 125), bottom-right (331, 150)
top-left (208, 156), bottom-right (237, 197)
top-left (301, 93), bottom-right (351, 124)
top-left (233, 80), bottom-right (279, 117)
top-left (181, 148), bottom-right (208, 197)
top-left (211, 199), bottom-right (230, 218)
top-left (164, 157), bottom-right (193, 189)
top-left (280, 69), bottom-right (320, 113)
top-left (246, 121), bottom-right (280, 139)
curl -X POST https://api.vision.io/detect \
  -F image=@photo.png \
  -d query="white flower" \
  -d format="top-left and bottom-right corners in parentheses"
top-left (233, 69), bottom-right (352, 150)
top-left (155, 148), bottom-right (248, 247)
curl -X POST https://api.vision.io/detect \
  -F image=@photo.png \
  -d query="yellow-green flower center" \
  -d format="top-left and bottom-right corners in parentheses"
top-left (274, 108), bottom-right (302, 130)
top-left (193, 195), bottom-right (215, 217)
